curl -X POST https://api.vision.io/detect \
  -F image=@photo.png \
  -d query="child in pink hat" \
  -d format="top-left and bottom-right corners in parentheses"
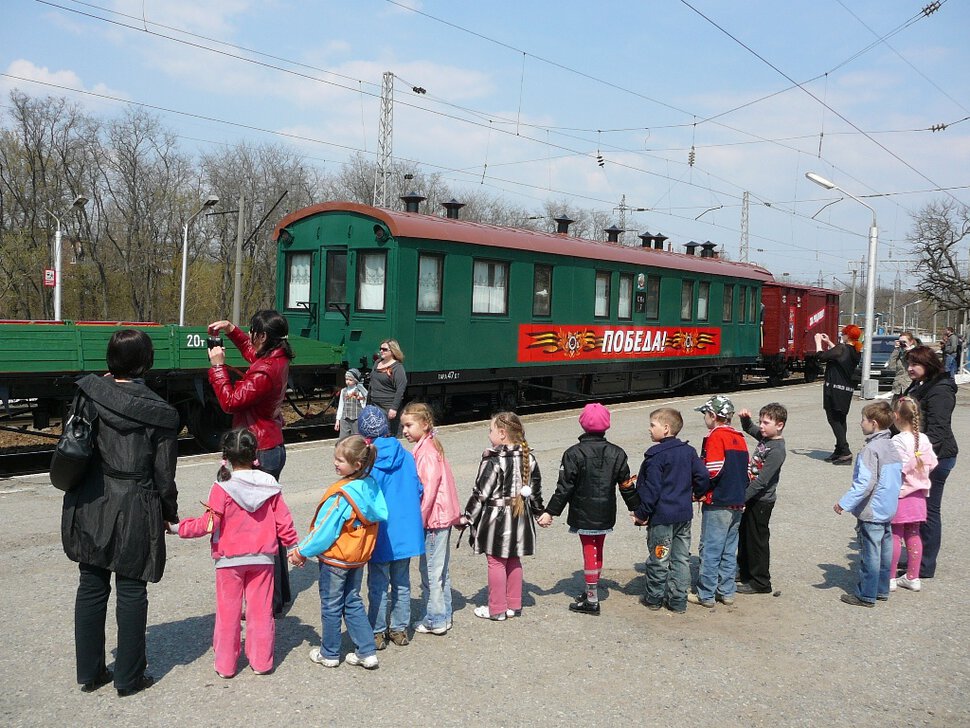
top-left (538, 403), bottom-right (639, 615)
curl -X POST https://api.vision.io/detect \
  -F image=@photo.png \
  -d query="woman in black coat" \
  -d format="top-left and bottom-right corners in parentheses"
top-left (904, 345), bottom-right (958, 579)
top-left (814, 325), bottom-right (862, 464)
top-left (60, 330), bottom-right (179, 697)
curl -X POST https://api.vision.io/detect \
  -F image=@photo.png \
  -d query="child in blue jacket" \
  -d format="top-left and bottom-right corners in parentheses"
top-left (834, 401), bottom-right (903, 607)
top-left (633, 408), bottom-right (709, 613)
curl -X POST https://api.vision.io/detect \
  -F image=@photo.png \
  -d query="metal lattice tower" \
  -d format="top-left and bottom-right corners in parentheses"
top-left (739, 191), bottom-right (750, 263)
top-left (373, 71), bottom-right (394, 207)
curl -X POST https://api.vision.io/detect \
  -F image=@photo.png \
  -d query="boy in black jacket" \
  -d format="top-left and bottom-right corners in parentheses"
top-left (633, 408), bottom-right (710, 613)
top-left (539, 403), bottom-right (639, 615)
top-left (737, 403), bottom-right (787, 595)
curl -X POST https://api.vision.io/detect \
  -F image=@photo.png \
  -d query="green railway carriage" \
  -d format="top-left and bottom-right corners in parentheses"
top-left (0, 320), bottom-right (343, 446)
top-left (272, 201), bottom-right (773, 414)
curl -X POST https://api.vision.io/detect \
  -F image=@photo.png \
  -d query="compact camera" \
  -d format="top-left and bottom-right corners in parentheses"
top-left (207, 336), bottom-right (224, 350)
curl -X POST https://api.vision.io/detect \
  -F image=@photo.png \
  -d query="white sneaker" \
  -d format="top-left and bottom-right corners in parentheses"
top-left (896, 575), bottom-right (922, 592)
top-left (415, 623), bottom-right (448, 635)
top-left (345, 652), bottom-right (379, 670)
top-left (308, 648), bottom-right (339, 668)
top-left (473, 605), bottom-right (506, 621)
top-left (889, 578), bottom-right (897, 592)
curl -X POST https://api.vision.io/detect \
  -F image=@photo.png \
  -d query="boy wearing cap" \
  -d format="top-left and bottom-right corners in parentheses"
top-left (689, 395), bottom-right (750, 608)
top-left (539, 403), bottom-right (639, 615)
top-left (335, 368), bottom-right (368, 442)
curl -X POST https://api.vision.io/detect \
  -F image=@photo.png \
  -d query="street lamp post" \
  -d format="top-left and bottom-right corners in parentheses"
top-left (806, 172), bottom-right (879, 399)
top-left (179, 195), bottom-right (219, 326)
top-left (45, 195), bottom-right (89, 322)
top-left (902, 299), bottom-right (923, 333)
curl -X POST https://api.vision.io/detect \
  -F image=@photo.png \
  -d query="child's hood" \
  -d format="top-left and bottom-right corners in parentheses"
top-left (220, 469), bottom-right (282, 512)
top-left (373, 436), bottom-right (408, 474)
top-left (342, 476), bottom-right (389, 524)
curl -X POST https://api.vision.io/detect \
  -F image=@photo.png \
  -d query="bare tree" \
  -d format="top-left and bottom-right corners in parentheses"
top-left (910, 199), bottom-right (970, 313)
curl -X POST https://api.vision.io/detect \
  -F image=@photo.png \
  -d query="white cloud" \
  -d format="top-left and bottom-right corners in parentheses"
top-left (1, 60), bottom-right (129, 106)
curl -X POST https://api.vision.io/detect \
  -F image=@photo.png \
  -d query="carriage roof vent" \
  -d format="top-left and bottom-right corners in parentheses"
top-left (684, 241), bottom-right (700, 255)
top-left (604, 225), bottom-right (624, 243)
top-left (653, 232), bottom-right (668, 250)
top-left (638, 231), bottom-right (653, 248)
top-left (700, 241), bottom-right (717, 258)
top-left (442, 199), bottom-right (465, 219)
top-left (554, 215), bottom-right (574, 235)
top-left (400, 192), bottom-right (426, 213)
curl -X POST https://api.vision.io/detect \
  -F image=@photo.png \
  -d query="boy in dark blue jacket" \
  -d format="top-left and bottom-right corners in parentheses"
top-left (633, 407), bottom-right (709, 613)
top-left (689, 395), bottom-right (749, 608)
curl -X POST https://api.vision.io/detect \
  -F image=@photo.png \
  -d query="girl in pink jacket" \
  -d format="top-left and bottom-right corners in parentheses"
top-left (401, 403), bottom-right (461, 635)
top-left (174, 428), bottom-right (298, 677)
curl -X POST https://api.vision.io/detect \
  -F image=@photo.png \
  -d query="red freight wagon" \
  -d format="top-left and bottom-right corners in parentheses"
top-left (760, 281), bottom-right (840, 384)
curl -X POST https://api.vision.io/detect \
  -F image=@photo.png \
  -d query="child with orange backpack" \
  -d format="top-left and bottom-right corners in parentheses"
top-left (288, 436), bottom-right (388, 670)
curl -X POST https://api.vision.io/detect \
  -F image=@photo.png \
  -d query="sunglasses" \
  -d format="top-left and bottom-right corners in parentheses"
top-left (379, 346), bottom-right (390, 352)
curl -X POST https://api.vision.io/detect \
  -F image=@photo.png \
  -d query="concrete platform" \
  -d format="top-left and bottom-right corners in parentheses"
top-left (2, 381), bottom-right (968, 726)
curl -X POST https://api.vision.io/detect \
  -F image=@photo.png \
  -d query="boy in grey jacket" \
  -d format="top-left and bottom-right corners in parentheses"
top-left (833, 401), bottom-right (903, 607)
top-left (736, 403), bottom-right (787, 595)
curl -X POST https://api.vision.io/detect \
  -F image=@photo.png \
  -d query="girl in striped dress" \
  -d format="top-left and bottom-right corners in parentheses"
top-left (461, 412), bottom-right (544, 621)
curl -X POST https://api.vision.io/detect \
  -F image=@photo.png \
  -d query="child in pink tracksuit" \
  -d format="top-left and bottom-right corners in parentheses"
top-left (175, 427), bottom-right (298, 677)
top-left (400, 402), bottom-right (461, 635)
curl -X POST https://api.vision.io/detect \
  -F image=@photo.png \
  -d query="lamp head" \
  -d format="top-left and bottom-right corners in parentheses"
top-left (805, 172), bottom-right (836, 190)
top-left (72, 195), bottom-right (89, 209)
top-left (203, 194), bottom-right (219, 208)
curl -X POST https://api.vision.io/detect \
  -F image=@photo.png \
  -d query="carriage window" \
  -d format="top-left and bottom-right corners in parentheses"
top-left (417, 254), bottom-right (443, 314)
top-left (738, 286), bottom-right (746, 323)
top-left (325, 250), bottom-right (346, 311)
top-left (472, 259), bottom-right (508, 315)
top-left (356, 251), bottom-right (386, 312)
top-left (533, 264), bottom-right (552, 317)
top-left (749, 287), bottom-right (758, 322)
top-left (594, 271), bottom-right (611, 318)
top-left (697, 281), bottom-right (710, 321)
top-left (723, 284), bottom-right (735, 322)
top-left (646, 276), bottom-right (660, 319)
top-left (618, 274), bottom-right (633, 320)
top-left (285, 252), bottom-right (311, 309)
top-left (681, 280), bottom-right (694, 320)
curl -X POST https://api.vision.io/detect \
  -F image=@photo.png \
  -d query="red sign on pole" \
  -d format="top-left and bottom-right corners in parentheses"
top-left (43, 268), bottom-right (56, 287)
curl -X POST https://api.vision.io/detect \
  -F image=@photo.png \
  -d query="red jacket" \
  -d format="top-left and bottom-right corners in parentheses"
top-left (208, 326), bottom-right (289, 450)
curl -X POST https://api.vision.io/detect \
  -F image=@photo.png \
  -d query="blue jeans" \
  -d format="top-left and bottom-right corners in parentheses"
top-left (855, 520), bottom-right (892, 603)
top-left (367, 558), bottom-right (411, 633)
top-left (317, 563), bottom-right (376, 659)
top-left (696, 507), bottom-right (742, 602)
top-left (920, 456), bottom-right (956, 578)
top-left (944, 354), bottom-right (957, 377)
top-left (257, 445), bottom-right (286, 480)
top-left (643, 520), bottom-right (691, 611)
top-left (419, 528), bottom-right (453, 629)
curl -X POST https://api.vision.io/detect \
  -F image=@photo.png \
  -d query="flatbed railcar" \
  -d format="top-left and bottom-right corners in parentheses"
top-left (0, 321), bottom-right (344, 448)
top-left (271, 200), bottom-right (781, 415)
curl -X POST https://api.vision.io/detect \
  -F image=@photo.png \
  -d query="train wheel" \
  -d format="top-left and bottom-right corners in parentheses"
top-left (187, 401), bottom-right (232, 452)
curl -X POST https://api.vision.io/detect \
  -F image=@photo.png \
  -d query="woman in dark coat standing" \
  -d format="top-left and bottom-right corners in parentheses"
top-left (814, 324), bottom-right (863, 464)
top-left (368, 338), bottom-right (408, 436)
top-left (61, 330), bottom-right (179, 697)
top-left (904, 345), bottom-right (958, 578)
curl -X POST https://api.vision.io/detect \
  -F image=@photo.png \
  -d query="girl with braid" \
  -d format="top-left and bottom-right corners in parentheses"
top-left (889, 397), bottom-right (938, 592)
top-left (461, 412), bottom-right (544, 621)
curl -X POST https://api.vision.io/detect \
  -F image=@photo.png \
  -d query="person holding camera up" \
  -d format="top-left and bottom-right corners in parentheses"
top-left (207, 310), bottom-right (294, 615)
top-left (887, 331), bottom-right (917, 406)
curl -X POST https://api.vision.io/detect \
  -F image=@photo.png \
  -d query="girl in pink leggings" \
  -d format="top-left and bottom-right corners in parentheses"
top-left (890, 398), bottom-right (937, 593)
top-left (461, 412), bottom-right (544, 621)
top-left (174, 428), bottom-right (297, 677)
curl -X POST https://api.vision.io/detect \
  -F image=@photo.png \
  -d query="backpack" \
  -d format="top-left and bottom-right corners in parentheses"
top-left (309, 481), bottom-right (379, 569)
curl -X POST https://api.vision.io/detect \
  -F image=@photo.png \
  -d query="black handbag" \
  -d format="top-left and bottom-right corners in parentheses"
top-left (50, 393), bottom-right (98, 492)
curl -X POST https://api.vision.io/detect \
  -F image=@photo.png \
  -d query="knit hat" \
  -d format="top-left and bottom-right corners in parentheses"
top-left (358, 405), bottom-right (389, 439)
top-left (695, 394), bottom-right (735, 419)
top-left (345, 368), bottom-right (362, 383)
top-left (578, 402), bottom-right (611, 433)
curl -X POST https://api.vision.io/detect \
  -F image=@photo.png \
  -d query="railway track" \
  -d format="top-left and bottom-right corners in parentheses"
top-left (0, 375), bottom-right (814, 477)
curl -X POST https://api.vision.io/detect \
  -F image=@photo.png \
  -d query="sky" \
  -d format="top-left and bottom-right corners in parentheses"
top-left (3, 0), bottom-right (970, 288)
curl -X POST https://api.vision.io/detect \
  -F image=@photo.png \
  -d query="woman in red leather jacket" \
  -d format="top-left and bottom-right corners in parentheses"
top-left (207, 309), bottom-right (294, 615)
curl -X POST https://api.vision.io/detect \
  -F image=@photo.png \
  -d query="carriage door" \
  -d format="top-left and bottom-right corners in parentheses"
top-left (320, 248), bottom-right (348, 343)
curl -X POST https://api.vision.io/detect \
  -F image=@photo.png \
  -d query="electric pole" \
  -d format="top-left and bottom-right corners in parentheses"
top-left (739, 191), bottom-right (749, 263)
top-left (373, 71), bottom-right (394, 208)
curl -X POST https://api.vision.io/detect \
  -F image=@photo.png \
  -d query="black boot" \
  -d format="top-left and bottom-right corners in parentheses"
top-left (568, 599), bottom-right (601, 616)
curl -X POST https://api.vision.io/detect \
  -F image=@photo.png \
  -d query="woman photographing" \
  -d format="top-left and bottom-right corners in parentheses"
top-left (814, 324), bottom-right (862, 464)
top-left (207, 309), bottom-right (294, 614)
top-left (368, 338), bottom-right (408, 436)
